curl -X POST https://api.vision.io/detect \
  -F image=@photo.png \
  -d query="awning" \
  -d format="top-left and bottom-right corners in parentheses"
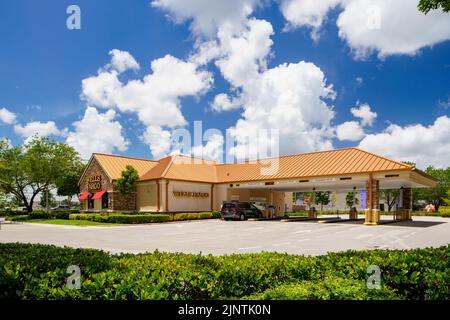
top-left (91, 189), bottom-right (107, 200)
top-left (79, 192), bottom-right (91, 200)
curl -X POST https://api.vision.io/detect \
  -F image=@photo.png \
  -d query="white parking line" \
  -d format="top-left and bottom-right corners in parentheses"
top-left (292, 229), bottom-right (312, 234)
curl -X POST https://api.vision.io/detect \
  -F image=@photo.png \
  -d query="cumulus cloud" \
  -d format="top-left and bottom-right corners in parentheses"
top-left (154, 3), bottom-right (337, 160)
top-left (228, 60), bottom-right (336, 159)
top-left (191, 133), bottom-right (224, 162)
top-left (280, 0), bottom-right (342, 40)
top-left (82, 51), bottom-right (213, 158)
top-left (151, 0), bottom-right (262, 37)
top-left (141, 125), bottom-right (173, 159)
top-left (66, 107), bottom-right (129, 159)
top-left (336, 120), bottom-right (366, 141)
top-left (107, 49), bottom-right (140, 73)
top-left (0, 107), bottom-right (17, 125)
top-left (211, 93), bottom-right (242, 112)
top-left (359, 116), bottom-right (450, 168)
top-left (350, 103), bottom-right (377, 126)
top-left (280, 0), bottom-right (450, 59)
top-left (14, 121), bottom-right (65, 142)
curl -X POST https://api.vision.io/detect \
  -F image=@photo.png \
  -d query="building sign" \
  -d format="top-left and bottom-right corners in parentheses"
top-left (87, 175), bottom-right (102, 191)
top-left (173, 191), bottom-right (209, 198)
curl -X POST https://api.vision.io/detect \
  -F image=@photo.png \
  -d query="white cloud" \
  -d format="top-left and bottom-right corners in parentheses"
top-left (107, 49), bottom-right (140, 73)
top-left (82, 71), bottom-right (122, 109)
top-left (350, 103), bottom-right (377, 126)
top-left (280, 0), bottom-right (450, 59)
top-left (82, 51), bottom-right (213, 158)
top-left (0, 107), bottom-right (17, 125)
top-left (211, 93), bottom-right (242, 112)
top-left (14, 121), bottom-right (64, 141)
top-left (336, 120), bottom-right (366, 141)
top-left (66, 107), bottom-right (129, 159)
top-left (228, 60), bottom-right (336, 159)
top-left (141, 125), bottom-right (173, 159)
top-left (280, 0), bottom-right (342, 40)
top-left (191, 133), bottom-right (224, 162)
top-left (359, 116), bottom-right (450, 168)
top-left (151, 0), bottom-right (262, 37)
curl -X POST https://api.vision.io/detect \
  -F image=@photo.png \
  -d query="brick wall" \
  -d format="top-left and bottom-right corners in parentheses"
top-left (79, 157), bottom-right (137, 211)
top-left (365, 179), bottom-right (379, 209)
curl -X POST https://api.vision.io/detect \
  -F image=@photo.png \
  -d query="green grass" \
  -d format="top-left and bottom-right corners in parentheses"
top-left (26, 219), bottom-right (122, 226)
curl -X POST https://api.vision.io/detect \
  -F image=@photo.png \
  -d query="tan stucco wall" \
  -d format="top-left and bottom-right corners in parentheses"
top-left (167, 180), bottom-right (212, 212)
top-left (136, 182), bottom-right (158, 212)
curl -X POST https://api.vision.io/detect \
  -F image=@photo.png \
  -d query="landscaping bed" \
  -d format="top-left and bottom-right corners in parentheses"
top-left (0, 243), bottom-right (448, 300)
top-left (6, 210), bottom-right (221, 225)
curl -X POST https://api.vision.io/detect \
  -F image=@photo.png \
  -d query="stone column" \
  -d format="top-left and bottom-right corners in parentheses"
top-left (398, 187), bottom-right (412, 221)
top-left (365, 175), bottom-right (380, 225)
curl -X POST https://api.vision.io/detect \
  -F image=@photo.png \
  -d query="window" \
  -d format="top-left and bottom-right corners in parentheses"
top-left (238, 203), bottom-right (251, 209)
top-left (102, 192), bottom-right (109, 210)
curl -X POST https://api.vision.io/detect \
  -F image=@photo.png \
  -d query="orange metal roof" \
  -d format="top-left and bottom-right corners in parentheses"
top-left (93, 153), bottom-right (159, 180)
top-left (140, 155), bottom-right (218, 183)
top-left (87, 148), bottom-right (416, 184)
top-left (214, 148), bottom-right (412, 183)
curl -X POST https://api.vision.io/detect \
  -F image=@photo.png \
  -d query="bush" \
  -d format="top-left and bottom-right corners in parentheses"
top-left (171, 212), bottom-right (219, 221)
top-left (0, 243), bottom-right (112, 299)
top-left (6, 215), bottom-right (30, 221)
top-left (245, 277), bottom-right (400, 300)
top-left (439, 206), bottom-right (450, 217)
top-left (0, 243), bottom-right (448, 300)
top-left (69, 213), bottom-right (170, 224)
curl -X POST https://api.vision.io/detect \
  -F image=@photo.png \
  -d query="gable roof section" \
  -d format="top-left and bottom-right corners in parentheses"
top-left (93, 153), bottom-right (158, 180)
top-left (140, 155), bottom-right (218, 183)
top-left (214, 148), bottom-right (412, 183)
top-left (82, 148), bottom-right (417, 185)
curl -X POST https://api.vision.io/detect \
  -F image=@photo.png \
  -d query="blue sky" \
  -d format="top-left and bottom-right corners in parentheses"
top-left (0, 0), bottom-right (449, 168)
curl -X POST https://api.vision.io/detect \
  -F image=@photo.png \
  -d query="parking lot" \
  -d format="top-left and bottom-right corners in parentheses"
top-left (1, 216), bottom-right (449, 255)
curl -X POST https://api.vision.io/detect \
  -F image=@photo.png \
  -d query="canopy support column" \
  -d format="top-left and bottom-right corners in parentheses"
top-left (365, 174), bottom-right (380, 225)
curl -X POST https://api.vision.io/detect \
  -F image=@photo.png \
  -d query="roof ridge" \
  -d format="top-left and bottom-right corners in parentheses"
top-left (93, 153), bottom-right (157, 162)
top-left (351, 148), bottom-right (412, 169)
top-left (213, 147), bottom-right (358, 166)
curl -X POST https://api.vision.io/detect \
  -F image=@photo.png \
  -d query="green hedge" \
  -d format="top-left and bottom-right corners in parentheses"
top-left (244, 277), bottom-right (399, 300)
top-left (6, 210), bottom-right (80, 220)
top-left (69, 213), bottom-right (170, 224)
top-left (170, 211), bottom-right (221, 221)
top-left (439, 206), bottom-right (450, 217)
top-left (0, 243), bottom-right (448, 300)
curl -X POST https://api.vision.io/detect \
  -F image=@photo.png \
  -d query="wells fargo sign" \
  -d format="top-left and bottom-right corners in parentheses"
top-left (173, 191), bottom-right (209, 198)
top-left (87, 175), bottom-right (102, 191)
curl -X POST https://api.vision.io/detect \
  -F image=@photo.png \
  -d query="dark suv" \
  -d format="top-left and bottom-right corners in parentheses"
top-left (221, 202), bottom-right (263, 221)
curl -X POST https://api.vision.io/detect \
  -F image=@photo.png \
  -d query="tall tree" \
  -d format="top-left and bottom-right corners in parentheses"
top-left (418, 0), bottom-right (450, 13)
top-left (345, 192), bottom-right (360, 209)
top-left (315, 191), bottom-right (330, 211)
top-left (0, 137), bottom-right (83, 213)
top-left (380, 189), bottom-right (400, 212)
top-left (116, 165), bottom-right (139, 194)
top-left (56, 163), bottom-right (86, 207)
top-left (413, 166), bottom-right (450, 211)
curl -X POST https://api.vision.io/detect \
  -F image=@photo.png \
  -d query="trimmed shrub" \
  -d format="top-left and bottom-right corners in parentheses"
top-left (0, 243), bottom-right (448, 300)
top-left (69, 213), bottom-right (170, 224)
top-left (6, 215), bottom-right (30, 221)
top-left (170, 211), bottom-right (220, 221)
top-left (244, 277), bottom-right (400, 300)
top-left (439, 206), bottom-right (450, 217)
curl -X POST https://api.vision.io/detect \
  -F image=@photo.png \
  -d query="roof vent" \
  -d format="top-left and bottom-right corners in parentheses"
top-left (385, 174), bottom-right (400, 178)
